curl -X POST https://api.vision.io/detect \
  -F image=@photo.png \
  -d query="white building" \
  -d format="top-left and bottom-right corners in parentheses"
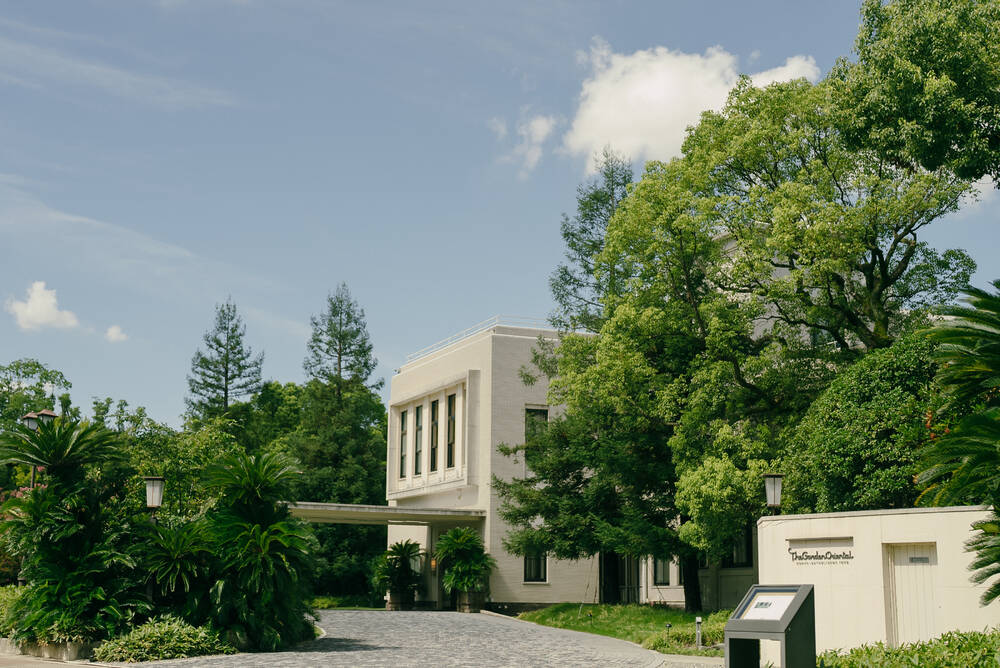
top-left (757, 505), bottom-right (1000, 659)
top-left (381, 317), bottom-right (754, 611)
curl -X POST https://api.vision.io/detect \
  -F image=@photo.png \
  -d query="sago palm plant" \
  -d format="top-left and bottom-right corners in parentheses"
top-left (918, 279), bottom-right (1000, 603)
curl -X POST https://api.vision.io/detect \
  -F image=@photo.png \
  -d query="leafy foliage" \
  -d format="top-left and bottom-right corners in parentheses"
top-left (549, 147), bottom-right (633, 333)
top-left (203, 450), bottom-right (316, 650)
top-left (817, 628), bottom-right (1000, 667)
top-left (784, 332), bottom-right (942, 513)
top-left (434, 528), bottom-right (496, 594)
top-left (0, 359), bottom-right (69, 432)
top-left (371, 540), bottom-right (423, 597)
top-left (92, 615), bottom-right (236, 663)
top-left (0, 419), bottom-right (147, 643)
top-left (837, 0), bottom-right (1000, 181)
top-left (187, 298), bottom-right (264, 419)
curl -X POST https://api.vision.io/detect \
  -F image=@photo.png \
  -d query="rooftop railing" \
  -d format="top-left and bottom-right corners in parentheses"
top-left (404, 315), bottom-right (551, 363)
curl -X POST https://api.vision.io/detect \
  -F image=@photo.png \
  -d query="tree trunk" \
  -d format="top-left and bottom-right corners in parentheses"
top-left (681, 554), bottom-right (703, 612)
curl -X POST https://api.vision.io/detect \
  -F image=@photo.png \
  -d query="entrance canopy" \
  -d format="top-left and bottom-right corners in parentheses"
top-left (288, 501), bottom-right (486, 526)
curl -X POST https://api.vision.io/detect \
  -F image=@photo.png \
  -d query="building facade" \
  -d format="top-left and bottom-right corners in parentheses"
top-left (384, 317), bottom-right (754, 611)
top-left (758, 505), bottom-right (999, 659)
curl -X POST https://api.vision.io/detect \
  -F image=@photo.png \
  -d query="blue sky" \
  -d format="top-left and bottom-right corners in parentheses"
top-left (1, 1), bottom-right (996, 426)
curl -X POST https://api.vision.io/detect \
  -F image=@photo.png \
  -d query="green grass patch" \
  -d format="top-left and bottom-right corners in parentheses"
top-left (518, 603), bottom-right (727, 656)
top-left (309, 594), bottom-right (385, 610)
top-left (817, 629), bottom-right (1000, 667)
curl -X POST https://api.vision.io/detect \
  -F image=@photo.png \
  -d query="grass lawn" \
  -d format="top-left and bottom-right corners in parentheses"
top-left (518, 603), bottom-right (728, 656)
top-left (309, 594), bottom-right (386, 610)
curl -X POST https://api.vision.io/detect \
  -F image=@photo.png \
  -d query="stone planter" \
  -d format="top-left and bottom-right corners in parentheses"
top-left (0, 637), bottom-right (98, 661)
top-left (456, 590), bottom-right (484, 613)
top-left (386, 590), bottom-right (415, 611)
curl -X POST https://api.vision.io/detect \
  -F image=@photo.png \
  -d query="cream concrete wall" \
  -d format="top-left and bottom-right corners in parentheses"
top-left (758, 505), bottom-right (998, 660)
top-left (386, 324), bottom-right (599, 606)
top-left (641, 558), bottom-right (685, 607)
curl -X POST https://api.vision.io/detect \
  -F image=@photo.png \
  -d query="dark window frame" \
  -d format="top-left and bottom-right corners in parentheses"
top-left (414, 405), bottom-right (423, 476)
top-left (446, 393), bottom-right (456, 468)
top-left (524, 552), bottom-right (547, 583)
top-left (398, 410), bottom-right (407, 478)
top-left (429, 400), bottom-right (439, 472)
top-left (653, 558), bottom-right (671, 586)
top-left (721, 525), bottom-right (754, 569)
top-left (525, 407), bottom-right (549, 442)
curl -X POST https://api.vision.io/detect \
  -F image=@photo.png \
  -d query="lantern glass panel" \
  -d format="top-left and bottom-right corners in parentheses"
top-left (144, 477), bottom-right (165, 509)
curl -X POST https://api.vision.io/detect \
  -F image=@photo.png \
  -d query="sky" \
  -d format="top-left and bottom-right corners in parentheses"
top-left (1, 1), bottom-right (997, 426)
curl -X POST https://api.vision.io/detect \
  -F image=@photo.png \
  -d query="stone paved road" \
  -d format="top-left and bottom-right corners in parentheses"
top-left (112, 609), bottom-right (708, 668)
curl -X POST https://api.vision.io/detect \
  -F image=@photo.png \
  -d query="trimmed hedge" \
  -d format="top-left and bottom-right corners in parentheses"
top-left (92, 616), bottom-right (236, 663)
top-left (818, 629), bottom-right (1000, 667)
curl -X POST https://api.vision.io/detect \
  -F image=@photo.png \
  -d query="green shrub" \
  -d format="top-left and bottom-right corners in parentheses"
top-left (817, 629), bottom-right (1000, 667)
top-left (0, 585), bottom-right (21, 637)
top-left (92, 616), bottom-right (236, 663)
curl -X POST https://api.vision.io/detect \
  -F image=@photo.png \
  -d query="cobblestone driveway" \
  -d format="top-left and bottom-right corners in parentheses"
top-left (118, 609), bottom-right (698, 668)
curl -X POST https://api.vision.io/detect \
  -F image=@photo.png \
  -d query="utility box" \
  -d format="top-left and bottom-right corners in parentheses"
top-left (724, 584), bottom-right (815, 668)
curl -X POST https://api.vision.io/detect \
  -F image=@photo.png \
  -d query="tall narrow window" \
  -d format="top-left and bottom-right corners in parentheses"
top-left (525, 407), bottom-right (549, 442)
top-left (398, 410), bottom-right (407, 478)
top-left (429, 400), bottom-right (439, 472)
top-left (446, 393), bottom-right (456, 468)
top-left (653, 558), bottom-right (671, 586)
top-left (414, 405), bottom-right (423, 476)
top-left (524, 552), bottom-right (547, 582)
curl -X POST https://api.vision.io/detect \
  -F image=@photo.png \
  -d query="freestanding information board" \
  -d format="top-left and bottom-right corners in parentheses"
top-left (724, 584), bottom-right (815, 668)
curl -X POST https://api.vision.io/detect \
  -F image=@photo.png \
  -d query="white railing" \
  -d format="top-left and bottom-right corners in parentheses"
top-left (404, 315), bottom-right (550, 363)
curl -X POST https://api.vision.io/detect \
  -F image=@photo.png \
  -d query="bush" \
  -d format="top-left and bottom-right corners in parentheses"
top-left (817, 628), bottom-right (1000, 667)
top-left (0, 585), bottom-right (21, 637)
top-left (92, 616), bottom-right (236, 663)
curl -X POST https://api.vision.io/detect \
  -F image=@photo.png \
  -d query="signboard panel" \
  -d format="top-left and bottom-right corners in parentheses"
top-left (739, 591), bottom-right (796, 620)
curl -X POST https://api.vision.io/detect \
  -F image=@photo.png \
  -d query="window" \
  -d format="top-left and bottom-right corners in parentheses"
top-left (525, 407), bottom-right (548, 442)
top-left (398, 410), bottom-right (407, 478)
top-left (446, 393), bottom-right (456, 468)
top-left (722, 525), bottom-right (754, 568)
top-left (653, 558), bottom-right (671, 586)
top-left (414, 405), bottom-right (423, 475)
top-left (429, 400), bottom-right (439, 472)
top-left (524, 552), bottom-right (547, 582)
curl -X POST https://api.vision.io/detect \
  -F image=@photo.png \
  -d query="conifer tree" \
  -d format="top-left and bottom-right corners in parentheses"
top-left (304, 283), bottom-right (379, 389)
top-left (186, 299), bottom-right (264, 419)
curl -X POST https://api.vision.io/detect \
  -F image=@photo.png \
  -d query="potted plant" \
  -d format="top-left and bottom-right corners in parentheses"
top-left (434, 527), bottom-right (496, 613)
top-left (372, 540), bottom-right (423, 610)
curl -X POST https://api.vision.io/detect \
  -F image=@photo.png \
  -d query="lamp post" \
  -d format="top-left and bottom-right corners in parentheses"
top-left (764, 473), bottom-right (783, 515)
top-left (143, 476), bottom-right (165, 523)
top-left (20, 410), bottom-right (56, 487)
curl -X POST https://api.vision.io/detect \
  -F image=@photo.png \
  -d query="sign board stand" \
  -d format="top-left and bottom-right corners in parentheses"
top-left (724, 584), bottom-right (815, 668)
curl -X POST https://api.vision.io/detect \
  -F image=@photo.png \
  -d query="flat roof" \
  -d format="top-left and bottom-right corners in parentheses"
top-left (758, 504), bottom-right (990, 525)
top-left (288, 502), bottom-right (486, 525)
top-left (403, 315), bottom-right (553, 364)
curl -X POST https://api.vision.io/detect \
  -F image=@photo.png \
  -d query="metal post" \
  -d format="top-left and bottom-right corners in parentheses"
top-left (696, 616), bottom-right (702, 649)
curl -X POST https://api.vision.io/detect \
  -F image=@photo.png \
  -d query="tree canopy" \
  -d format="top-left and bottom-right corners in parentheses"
top-left (186, 299), bottom-right (264, 419)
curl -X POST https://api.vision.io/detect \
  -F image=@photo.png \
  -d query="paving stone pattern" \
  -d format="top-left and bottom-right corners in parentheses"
top-left (114, 609), bottom-right (723, 668)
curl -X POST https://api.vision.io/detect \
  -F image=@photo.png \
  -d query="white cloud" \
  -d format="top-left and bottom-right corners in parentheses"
top-left (487, 117), bottom-right (508, 140)
top-left (509, 114), bottom-right (558, 177)
top-left (105, 325), bottom-right (128, 342)
top-left (0, 35), bottom-right (234, 110)
top-left (5, 281), bottom-right (79, 331)
top-left (563, 39), bottom-right (820, 173)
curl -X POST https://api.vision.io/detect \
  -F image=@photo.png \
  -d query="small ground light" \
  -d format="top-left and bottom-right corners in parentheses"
top-left (664, 621), bottom-right (672, 639)
top-left (696, 616), bottom-right (703, 649)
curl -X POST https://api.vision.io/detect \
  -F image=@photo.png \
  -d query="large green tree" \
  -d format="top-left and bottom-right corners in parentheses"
top-left (186, 299), bottom-right (264, 419)
top-left (687, 77), bottom-right (974, 352)
top-left (549, 147), bottom-right (633, 333)
top-left (837, 0), bottom-right (1000, 181)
